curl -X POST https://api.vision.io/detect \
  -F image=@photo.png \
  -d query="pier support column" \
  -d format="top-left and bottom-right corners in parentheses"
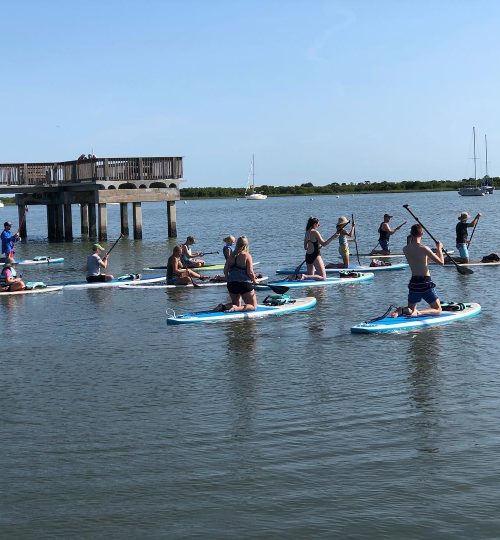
top-left (132, 202), bottom-right (142, 239)
top-left (64, 204), bottom-right (73, 240)
top-left (80, 204), bottom-right (89, 237)
top-left (47, 205), bottom-right (56, 240)
top-left (88, 204), bottom-right (97, 239)
top-left (98, 203), bottom-right (108, 241)
top-left (120, 203), bottom-right (129, 236)
top-left (167, 201), bottom-right (177, 238)
top-left (17, 205), bottom-right (27, 239)
top-left (55, 204), bottom-right (64, 241)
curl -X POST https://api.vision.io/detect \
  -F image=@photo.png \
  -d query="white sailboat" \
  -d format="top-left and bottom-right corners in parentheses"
top-left (245, 155), bottom-right (267, 200)
top-left (481, 134), bottom-right (494, 194)
top-left (458, 127), bottom-right (485, 196)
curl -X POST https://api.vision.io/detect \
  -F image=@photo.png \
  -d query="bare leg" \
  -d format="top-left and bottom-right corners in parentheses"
top-left (409, 299), bottom-right (442, 317)
top-left (301, 259), bottom-right (325, 280)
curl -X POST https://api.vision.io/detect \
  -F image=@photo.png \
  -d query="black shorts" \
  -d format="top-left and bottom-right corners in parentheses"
top-left (227, 281), bottom-right (254, 295)
top-left (86, 275), bottom-right (107, 283)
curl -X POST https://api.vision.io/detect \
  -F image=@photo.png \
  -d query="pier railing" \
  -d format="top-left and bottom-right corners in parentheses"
top-left (0, 156), bottom-right (183, 186)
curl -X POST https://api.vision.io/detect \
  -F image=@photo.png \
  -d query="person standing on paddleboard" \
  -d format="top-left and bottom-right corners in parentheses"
top-left (86, 243), bottom-right (114, 283)
top-left (1, 222), bottom-right (20, 260)
top-left (391, 223), bottom-right (444, 318)
top-left (372, 214), bottom-right (404, 255)
top-left (0, 257), bottom-right (26, 292)
top-left (456, 212), bottom-right (481, 263)
top-left (180, 236), bottom-right (205, 268)
top-left (336, 216), bottom-right (355, 268)
top-left (216, 236), bottom-right (258, 312)
top-left (167, 246), bottom-right (206, 285)
top-left (301, 217), bottom-right (338, 280)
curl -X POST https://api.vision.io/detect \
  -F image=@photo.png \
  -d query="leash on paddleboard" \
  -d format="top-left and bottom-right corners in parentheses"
top-left (352, 214), bottom-right (361, 265)
top-left (365, 304), bottom-right (397, 323)
top-left (403, 204), bottom-right (473, 275)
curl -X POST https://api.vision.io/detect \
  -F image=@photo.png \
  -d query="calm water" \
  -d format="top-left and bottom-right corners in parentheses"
top-left (2, 192), bottom-right (500, 538)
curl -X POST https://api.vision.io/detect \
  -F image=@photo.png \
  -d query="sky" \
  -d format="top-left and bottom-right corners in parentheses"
top-left (1, 0), bottom-right (500, 187)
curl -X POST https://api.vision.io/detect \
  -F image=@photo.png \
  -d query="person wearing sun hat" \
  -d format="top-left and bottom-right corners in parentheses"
top-left (336, 215), bottom-right (355, 268)
top-left (85, 242), bottom-right (114, 282)
top-left (456, 211), bottom-right (481, 263)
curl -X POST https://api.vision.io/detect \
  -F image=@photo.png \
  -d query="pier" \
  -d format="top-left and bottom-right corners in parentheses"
top-left (0, 156), bottom-right (182, 240)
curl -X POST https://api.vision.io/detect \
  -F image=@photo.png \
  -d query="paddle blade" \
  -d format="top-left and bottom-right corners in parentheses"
top-left (456, 265), bottom-right (474, 275)
top-left (266, 284), bottom-right (290, 294)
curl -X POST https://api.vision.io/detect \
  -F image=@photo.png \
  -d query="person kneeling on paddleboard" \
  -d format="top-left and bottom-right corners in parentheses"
top-left (216, 235), bottom-right (258, 312)
top-left (86, 243), bottom-right (114, 283)
top-left (180, 236), bottom-right (205, 268)
top-left (391, 223), bottom-right (444, 318)
top-left (167, 246), bottom-right (206, 285)
top-left (0, 257), bottom-right (26, 292)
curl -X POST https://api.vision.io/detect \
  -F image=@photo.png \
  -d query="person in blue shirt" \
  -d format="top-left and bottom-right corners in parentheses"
top-left (1, 222), bottom-right (20, 259)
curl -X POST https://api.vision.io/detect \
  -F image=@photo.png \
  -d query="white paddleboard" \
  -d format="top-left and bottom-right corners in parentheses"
top-left (351, 303), bottom-right (481, 333)
top-left (167, 297), bottom-right (317, 325)
top-left (17, 256), bottom-right (65, 265)
top-left (0, 286), bottom-right (63, 296)
top-left (260, 272), bottom-right (374, 289)
top-left (61, 275), bottom-right (165, 289)
top-left (120, 276), bottom-right (269, 289)
top-left (276, 263), bottom-right (408, 274)
top-left (143, 262), bottom-right (260, 272)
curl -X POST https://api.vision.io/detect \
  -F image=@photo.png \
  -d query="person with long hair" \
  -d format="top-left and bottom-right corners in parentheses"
top-left (300, 217), bottom-right (338, 280)
top-left (216, 236), bottom-right (258, 311)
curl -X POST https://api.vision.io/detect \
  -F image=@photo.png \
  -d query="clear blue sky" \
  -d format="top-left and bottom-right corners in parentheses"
top-left (1, 0), bottom-right (499, 186)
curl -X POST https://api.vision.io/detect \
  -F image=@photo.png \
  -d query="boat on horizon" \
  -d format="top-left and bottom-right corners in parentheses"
top-left (245, 155), bottom-right (267, 200)
top-left (459, 127), bottom-right (487, 196)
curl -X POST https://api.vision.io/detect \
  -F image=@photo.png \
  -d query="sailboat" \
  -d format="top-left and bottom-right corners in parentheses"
top-left (458, 127), bottom-right (485, 196)
top-left (481, 134), bottom-right (494, 194)
top-left (245, 155), bottom-right (267, 200)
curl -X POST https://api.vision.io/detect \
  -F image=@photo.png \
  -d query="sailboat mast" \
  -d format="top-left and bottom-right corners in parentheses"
top-left (473, 126), bottom-right (477, 182)
top-left (252, 154), bottom-right (255, 189)
top-left (485, 134), bottom-right (488, 177)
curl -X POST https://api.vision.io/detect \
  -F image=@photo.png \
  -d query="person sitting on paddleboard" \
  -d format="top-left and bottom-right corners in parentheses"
top-left (0, 257), bottom-right (26, 292)
top-left (180, 236), bottom-right (205, 268)
top-left (86, 243), bottom-right (114, 283)
top-left (216, 235), bottom-right (258, 312)
top-left (301, 217), bottom-right (338, 280)
top-left (391, 223), bottom-right (444, 318)
top-left (222, 235), bottom-right (235, 260)
top-left (456, 212), bottom-right (481, 263)
top-left (372, 214), bottom-right (404, 255)
top-left (1, 221), bottom-right (20, 260)
top-left (336, 216), bottom-right (355, 268)
top-left (167, 246), bottom-right (206, 285)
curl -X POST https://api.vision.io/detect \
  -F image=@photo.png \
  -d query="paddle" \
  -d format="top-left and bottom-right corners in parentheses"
top-left (467, 214), bottom-right (481, 248)
top-left (259, 283), bottom-right (290, 294)
top-left (403, 204), bottom-right (473, 275)
top-left (200, 251), bottom-right (219, 255)
top-left (103, 233), bottom-right (124, 260)
top-left (352, 213), bottom-right (360, 265)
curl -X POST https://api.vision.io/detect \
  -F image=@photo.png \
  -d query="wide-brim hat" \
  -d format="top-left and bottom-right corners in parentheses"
top-left (458, 212), bottom-right (469, 221)
top-left (337, 216), bottom-right (349, 226)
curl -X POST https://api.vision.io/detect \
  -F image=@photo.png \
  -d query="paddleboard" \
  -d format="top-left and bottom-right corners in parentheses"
top-left (120, 276), bottom-right (269, 289)
top-left (0, 286), bottom-right (63, 296)
top-left (276, 263), bottom-right (408, 275)
top-left (357, 249), bottom-right (454, 259)
top-left (259, 272), bottom-right (374, 289)
top-left (61, 275), bottom-right (165, 289)
top-left (17, 256), bottom-right (65, 265)
top-left (167, 296), bottom-right (317, 325)
top-left (351, 302), bottom-right (481, 333)
top-left (143, 262), bottom-right (260, 272)
top-left (432, 260), bottom-right (500, 267)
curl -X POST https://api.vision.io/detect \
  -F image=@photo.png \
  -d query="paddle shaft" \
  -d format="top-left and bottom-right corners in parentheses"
top-left (403, 204), bottom-right (473, 275)
top-left (352, 214), bottom-right (360, 265)
top-left (467, 215), bottom-right (480, 247)
top-left (104, 233), bottom-right (124, 259)
top-left (201, 251), bottom-right (219, 255)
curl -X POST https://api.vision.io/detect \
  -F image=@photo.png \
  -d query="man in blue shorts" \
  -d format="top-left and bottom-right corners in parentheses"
top-left (455, 211), bottom-right (481, 263)
top-left (391, 223), bottom-right (444, 317)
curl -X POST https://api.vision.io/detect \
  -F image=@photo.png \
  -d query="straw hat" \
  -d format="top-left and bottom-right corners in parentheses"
top-left (337, 216), bottom-right (349, 226)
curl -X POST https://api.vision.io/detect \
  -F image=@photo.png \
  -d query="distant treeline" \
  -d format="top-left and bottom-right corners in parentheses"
top-left (181, 177), bottom-right (499, 198)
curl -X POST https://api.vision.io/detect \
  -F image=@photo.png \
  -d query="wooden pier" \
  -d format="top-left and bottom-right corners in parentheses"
top-left (0, 156), bottom-right (182, 240)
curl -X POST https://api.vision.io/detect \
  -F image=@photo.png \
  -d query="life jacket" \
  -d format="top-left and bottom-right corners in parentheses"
top-left (0, 265), bottom-right (16, 287)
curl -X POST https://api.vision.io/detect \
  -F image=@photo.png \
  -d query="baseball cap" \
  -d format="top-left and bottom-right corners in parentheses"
top-left (383, 214), bottom-right (393, 219)
top-left (4, 221), bottom-right (12, 227)
top-left (92, 243), bottom-right (105, 251)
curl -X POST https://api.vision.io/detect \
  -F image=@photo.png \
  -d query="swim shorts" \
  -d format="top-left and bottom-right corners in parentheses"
top-left (407, 276), bottom-right (439, 305)
top-left (456, 243), bottom-right (469, 259)
top-left (227, 281), bottom-right (254, 295)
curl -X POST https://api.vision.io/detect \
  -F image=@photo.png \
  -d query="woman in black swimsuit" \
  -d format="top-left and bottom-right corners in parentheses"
top-left (302, 217), bottom-right (338, 280)
top-left (219, 236), bottom-right (258, 311)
